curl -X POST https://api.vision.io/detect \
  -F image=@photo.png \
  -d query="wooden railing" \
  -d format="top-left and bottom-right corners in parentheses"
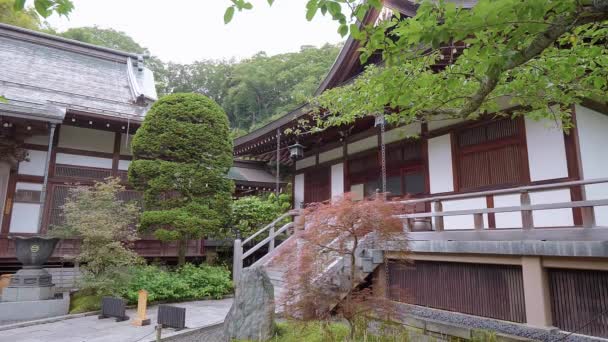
top-left (233, 210), bottom-right (301, 284)
top-left (395, 177), bottom-right (608, 231)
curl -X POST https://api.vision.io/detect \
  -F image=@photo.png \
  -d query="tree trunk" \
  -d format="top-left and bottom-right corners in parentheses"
top-left (177, 239), bottom-right (187, 266)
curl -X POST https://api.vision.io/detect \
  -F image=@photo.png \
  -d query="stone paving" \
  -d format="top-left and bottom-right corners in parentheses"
top-left (0, 298), bottom-right (233, 342)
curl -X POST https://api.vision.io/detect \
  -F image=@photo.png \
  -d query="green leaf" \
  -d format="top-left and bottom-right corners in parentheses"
top-left (0, 96), bottom-right (7, 104)
top-left (267, 0), bottom-right (274, 5)
top-left (306, 6), bottom-right (318, 21)
top-left (224, 6), bottom-right (235, 24)
top-left (338, 24), bottom-right (348, 37)
top-left (242, 2), bottom-right (253, 10)
top-left (34, 0), bottom-right (52, 18)
top-left (13, 0), bottom-right (26, 11)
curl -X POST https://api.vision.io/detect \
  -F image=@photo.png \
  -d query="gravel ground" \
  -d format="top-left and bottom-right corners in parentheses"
top-left (397, 304), bottom-right (606, 342)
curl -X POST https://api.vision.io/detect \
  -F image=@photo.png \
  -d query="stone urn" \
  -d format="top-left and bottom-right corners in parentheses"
top-left (2, 236), bottom-right (60, 302)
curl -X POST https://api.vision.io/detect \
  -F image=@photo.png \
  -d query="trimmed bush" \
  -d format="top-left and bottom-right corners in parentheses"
top-left (118, 264), bottom-right (232, 303)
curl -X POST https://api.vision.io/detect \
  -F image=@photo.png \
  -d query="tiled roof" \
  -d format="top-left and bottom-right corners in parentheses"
top-left (0, 23), bottom-right (157, 122)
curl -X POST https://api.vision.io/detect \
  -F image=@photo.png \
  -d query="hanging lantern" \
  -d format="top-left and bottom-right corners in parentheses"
top-left (288, 143), bottom-right (304, 160)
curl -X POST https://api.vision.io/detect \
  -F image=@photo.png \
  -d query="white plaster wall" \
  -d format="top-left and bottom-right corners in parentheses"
top-left (319, 147), bottom-right (343, 164)
top-left (120, 133), bottom-right (133, 156)
top-left (494, 194), bottom-right (522, 228)
top-left (436, 197), bottom-right (488, 230)
top-left (118, 160), bottom-right (131, 171)
top-left (331, 163), bottom-right (344, 200)
top-left (531, 189), bottom-right (573, 227)
top-left (18, 150), bottom-right (47, 176)
top-left (294, 173), bottom-right (305, 208)
top-left (384, 123), bottom-right (421, 144)
top-left (56, 153), bottom-right (113, 169)
top-left (525, 117), bottom-right (569, 182)
top-left (428, 134), bottom-right (454, 194)
top-left (0, 163), bottom-right (10, 228)
top-left (348, 135), bottom-right (378, 155)
top-left (9, 183), bottom-right (43, 234)
top-left (295, 156), bottom-right (316, 170)
top-left (24, 134), bottom-right (49, 146)
top-left (576, 105), bottom-right (608, 226)
top-left (58, 126), bottom-right (114, 153)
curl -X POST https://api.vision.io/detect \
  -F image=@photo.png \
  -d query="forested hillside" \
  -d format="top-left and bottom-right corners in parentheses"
top-left (0, 1), bottom-right (341, 135)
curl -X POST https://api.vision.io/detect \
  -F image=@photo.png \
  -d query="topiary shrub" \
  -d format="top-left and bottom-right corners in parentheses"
top-left (231, 192), bottom-right (291, 239)
top-left (129, 93), bottom-right (234, 265)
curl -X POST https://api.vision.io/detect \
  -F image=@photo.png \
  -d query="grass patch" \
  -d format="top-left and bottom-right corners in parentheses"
top-left (69, 292), bottom-right (101, 314)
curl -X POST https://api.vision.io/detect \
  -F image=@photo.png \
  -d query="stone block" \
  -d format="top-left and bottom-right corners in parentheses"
top-left (426, 320), bottom-right (472, 339)
top-left (0, 292), bottom-right (69, 322)
top-left (2, 285), bottom-right (54, 302)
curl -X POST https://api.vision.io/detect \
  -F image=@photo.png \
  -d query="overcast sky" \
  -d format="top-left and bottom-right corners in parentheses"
top-left (47, 0), bottom-right (345, 63)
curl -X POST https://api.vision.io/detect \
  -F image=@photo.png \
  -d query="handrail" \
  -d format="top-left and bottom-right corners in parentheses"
top-left (242, 222), bottom-right (293, 260)
top-left (396, 177), bottom-right (608, 205)
top-left (396, 199), bottom-right (608, 219)
top-left (242, 212), bottom-right (293, 245)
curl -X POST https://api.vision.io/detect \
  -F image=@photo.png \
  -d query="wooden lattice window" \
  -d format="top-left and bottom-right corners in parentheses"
top-left (55, 164), bottom-right (112, 181)
top-left (14, 189), bottom-right (41, 203)
top-left (456, 119), bottom-right (527, 191)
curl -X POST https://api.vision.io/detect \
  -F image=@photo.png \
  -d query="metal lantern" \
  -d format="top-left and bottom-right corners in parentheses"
top-left (288, 143), bottom-right (304, 160)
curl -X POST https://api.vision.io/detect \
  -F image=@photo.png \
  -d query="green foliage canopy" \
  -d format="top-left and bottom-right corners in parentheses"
top-left (228, 0), bottom-right (608, 132)
top-left (129, 93), bottom-right (234, 265)
top-left (231, 193), bottom-right (291, 238)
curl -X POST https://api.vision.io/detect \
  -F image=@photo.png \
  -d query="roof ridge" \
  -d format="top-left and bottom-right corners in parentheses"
top-left (0, 23), bottom-right (141, 62)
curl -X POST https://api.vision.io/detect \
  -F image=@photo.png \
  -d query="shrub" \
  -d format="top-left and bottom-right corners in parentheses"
top-left (118, 263), bottom-right (232, 303)
top-left (231, 192), bottom-right (291, 238)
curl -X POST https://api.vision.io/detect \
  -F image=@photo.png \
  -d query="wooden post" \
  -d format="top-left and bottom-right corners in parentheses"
top-left (474, 213), bottom-right (484, 230)
top-left (581, 206), bottom-right (596, 228)
top-left (521, 191), bottom-right (534, 229)
top-left (433, 201), bottom-right (444, 231)
top-left (233, 239), bottom-right (242, 286)
top-left (269, 224), bottom-right (275, 252)
top-left (131, 290), bottom-right (151, 326)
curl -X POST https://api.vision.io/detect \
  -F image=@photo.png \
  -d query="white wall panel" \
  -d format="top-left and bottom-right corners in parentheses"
top-left (58, 126), bottom-right (114, 153)
top-left (18, 150), bottom-right (47, 176)
top-left (56, 153), bottom-right (113, 169)
top-left (530, 189), bottom-right (573, 227)
top-left (120, 133), bottom-right (133, 156)
top-left (319, 147), bottom-right (342, 164)
top-left (294, 173), bottom-right (305, 208)
top-left (347, 135), bottom-right (378, 155)
top-left (118, 160), bottom-right (131, 171)
top-left (525, 117), bottom-right (568, 182)
top-left (428, 134), bottom-right (454, 194)
top-left (493, 194), bottom-right (522, 228)
top-left (295, 156), bottom-right (316, 170)
top-left (576, 105), bottom-right (608, 226)
top-left (436, 197), bottom-right (488, 230)
top-left (9, 183), bottom-right (43, 234)
top-left (384, 123), bottom-right (421, 144)
top-left (331, 163), bottom-right (344, 200)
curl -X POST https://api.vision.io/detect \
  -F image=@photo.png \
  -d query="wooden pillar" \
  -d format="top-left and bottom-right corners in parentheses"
top-left (520, 191), bottom-right (534, 229)
top-left (473, 213), bottom-right (484, 230)
top-left (521, 256), bottom-right (552, 327)
top-left (268, 224), bottom-right (275, 252)
top-left (433, 201), bottom-right (444, 231)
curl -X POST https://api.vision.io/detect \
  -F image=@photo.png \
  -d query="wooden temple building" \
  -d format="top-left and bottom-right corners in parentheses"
top-left (0, 23), bottom-right (280, 270)
top-left (233, 1), bottom-right (608, 339)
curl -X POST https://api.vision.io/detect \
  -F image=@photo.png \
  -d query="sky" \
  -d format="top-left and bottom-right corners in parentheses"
top-left (47, 0), bottom-right (345, 64)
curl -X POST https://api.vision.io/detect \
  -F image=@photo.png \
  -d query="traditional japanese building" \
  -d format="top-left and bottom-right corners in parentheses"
top-left (233, 1), bottom-right (608, 339)
top-left (0, 23), bottom-right (279, 270)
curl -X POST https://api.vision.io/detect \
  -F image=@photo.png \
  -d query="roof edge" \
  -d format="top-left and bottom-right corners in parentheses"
top-left (0, 23), bottom-right (141, 63)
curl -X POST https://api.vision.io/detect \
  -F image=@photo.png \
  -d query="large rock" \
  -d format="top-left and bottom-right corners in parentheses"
top-left (223, 267), bottom-right (275, 341)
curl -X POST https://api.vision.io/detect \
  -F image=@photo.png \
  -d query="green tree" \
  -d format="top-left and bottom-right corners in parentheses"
top-left (228, 0), bottom-right (608, 132)
top-left (231, 193), bottom-right (291, 238)
top-left (0, 0), bottom-right (41, 29)
top-left (50, 178), bottom-right (142, 295)
top-left (128, 93), bottom-right (234, 266)
top-left (12, 0), bottom-right (73, 18)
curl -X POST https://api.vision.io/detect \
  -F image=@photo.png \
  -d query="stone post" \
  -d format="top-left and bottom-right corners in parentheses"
top-left (233, 239), bottom-right (242, 285)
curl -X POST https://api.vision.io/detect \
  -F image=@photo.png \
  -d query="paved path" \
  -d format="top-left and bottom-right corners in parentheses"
top-left (0, 298), bottom-right (232, 342)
